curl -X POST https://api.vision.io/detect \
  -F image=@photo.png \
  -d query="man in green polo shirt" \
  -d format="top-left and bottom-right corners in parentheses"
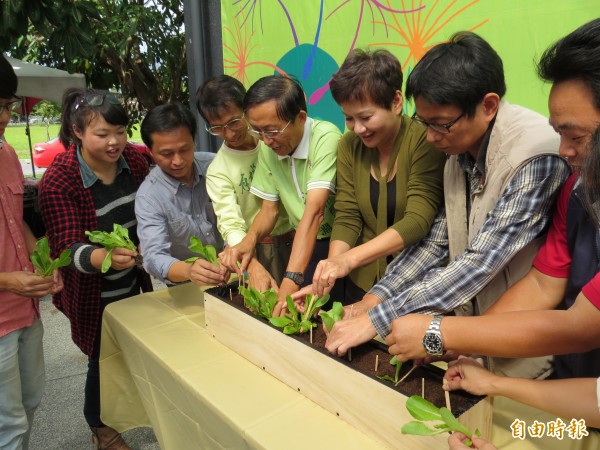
top-left (221, 75), bottom-right (342, 315)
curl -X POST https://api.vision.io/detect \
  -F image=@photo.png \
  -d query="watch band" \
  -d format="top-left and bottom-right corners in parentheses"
top-left (283, 271), bottom-right (304, 286)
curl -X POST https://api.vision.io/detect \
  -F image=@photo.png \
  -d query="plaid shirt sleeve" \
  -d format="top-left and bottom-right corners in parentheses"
top-left (368, 155), bottom-right (569, 337)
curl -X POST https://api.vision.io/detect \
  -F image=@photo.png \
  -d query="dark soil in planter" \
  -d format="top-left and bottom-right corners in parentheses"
top-left (206, 283), bottom-right (483, 417)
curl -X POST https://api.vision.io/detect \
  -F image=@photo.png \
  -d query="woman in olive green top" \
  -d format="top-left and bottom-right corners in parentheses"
top-left (309, 48), bottom-right (446, 302)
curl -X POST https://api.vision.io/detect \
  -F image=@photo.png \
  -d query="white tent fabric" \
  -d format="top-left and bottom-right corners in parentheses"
top-left (8, 56), bottom-right (86, 104)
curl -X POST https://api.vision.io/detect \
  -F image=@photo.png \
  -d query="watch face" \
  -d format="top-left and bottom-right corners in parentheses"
top-left (423, 334), bottom-right (443, 355)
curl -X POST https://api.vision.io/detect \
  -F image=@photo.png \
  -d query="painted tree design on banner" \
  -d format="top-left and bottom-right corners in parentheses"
top-left (224, 1), bottom-right (488, 130)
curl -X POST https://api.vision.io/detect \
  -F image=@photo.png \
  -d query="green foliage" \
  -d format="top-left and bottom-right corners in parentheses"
top-left (378, 355), bottom-right (403, 384)
top-left (238, 286), bottom-right (277, 319)
top-left (1, 0), bottom-right (187, 115)
top-left (184, 236), bottom-right (218, 265)
top-left (29, 237), bottom-right (71, 276)
top-left (269, 294), bottom-right (330, 335)
top-left (401, 396), bottom-right (480, 446)
top-left (318, 301), bottom-right (344, 332)
top-left (85, 224), bottom-right (136, 273)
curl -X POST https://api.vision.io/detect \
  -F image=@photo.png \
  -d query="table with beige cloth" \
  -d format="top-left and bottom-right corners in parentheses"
top-left (100, 283), bottom-right (599, 450)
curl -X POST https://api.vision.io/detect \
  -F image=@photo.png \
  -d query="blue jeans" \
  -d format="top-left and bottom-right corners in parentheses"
top-left (0, 318), bottom-right (45, 450)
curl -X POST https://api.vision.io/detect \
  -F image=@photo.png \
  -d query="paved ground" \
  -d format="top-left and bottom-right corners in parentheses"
top-left (20, 159), bottom-right (45, 178)
top-left (29, 284), bottom-right (164, 450)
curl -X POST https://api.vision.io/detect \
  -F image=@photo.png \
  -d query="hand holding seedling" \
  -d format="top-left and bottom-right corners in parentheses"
top-left (219, 238), bottom-right (255, 275)
top-left (448, 432), bottom-right (496, 450)
top-left (184, 236), bottom-right (227, 286)
top-left (86, 224), bottom-right (137, 273)
top-left (1, 271), bottom-right (57, 298)
top-left (325, 311), bottom-right (377, 357)
top-left (189, 258), bottom-right (228, 286)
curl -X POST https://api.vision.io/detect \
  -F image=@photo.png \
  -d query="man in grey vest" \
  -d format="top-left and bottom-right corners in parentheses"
top-left (387, 20), bottom-right (600, 380)
top-left (324, 31), bottom-right (569, 379)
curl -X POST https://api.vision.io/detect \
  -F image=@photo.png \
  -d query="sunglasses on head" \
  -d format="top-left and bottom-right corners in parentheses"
top-left (75, 93), bottom-right (122, 110)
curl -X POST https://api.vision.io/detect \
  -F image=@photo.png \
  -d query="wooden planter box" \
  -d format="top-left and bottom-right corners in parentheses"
top-left (204, 286), bottom-right (492, 449)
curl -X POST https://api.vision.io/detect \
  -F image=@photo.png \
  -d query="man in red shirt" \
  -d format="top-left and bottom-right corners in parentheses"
top-left (0, 53), bottom-right (62, 449)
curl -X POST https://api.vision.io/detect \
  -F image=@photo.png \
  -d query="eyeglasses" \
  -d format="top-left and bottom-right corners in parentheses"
top-left (205, 114), bottom-right (246, 136)
top-left (412, 111), bottom-right (465, 134)
top-left (247, 119), bottom-right (292, 140)
top-left (0, 99), bottom-right (22, 114)
top-left (75, 93), bottom-right (122, 110)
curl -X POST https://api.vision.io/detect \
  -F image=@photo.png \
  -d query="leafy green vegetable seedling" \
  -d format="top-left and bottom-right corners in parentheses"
top-left (238, 285), bottom-right (277, 319)
top-left (185, 236), bottom-right (218, 265)
top-left (30, 237), bottom-right (71, 276)
top-left (269, 294), bottom-right (330, 335)
top-left (401, 395), bottom-right (480, 446)
top-left (85, 224), bottom-right (137, 273)
top-left (318, 301), bottom-right (344, 332)
top-left (377, 355), bottom-right (403, 384)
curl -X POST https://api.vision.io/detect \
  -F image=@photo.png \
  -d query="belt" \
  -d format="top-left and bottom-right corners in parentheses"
top-left (259, 230), bottom-right (296, 244)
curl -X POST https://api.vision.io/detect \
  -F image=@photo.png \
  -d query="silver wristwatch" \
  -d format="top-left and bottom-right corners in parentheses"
top-left (422, 315), bottom-right (444, 356)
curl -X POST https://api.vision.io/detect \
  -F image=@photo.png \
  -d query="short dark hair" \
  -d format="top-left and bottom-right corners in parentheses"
top-left (196, 75), bottom-right (246, 122)
top-left (141, 103), bottom-right (197, 149)
top-left (59, 88), bottom-right (128, 149)
top-left (0, 53), bottom-right (18, 100)
top-left (537, 18), bottom-right (600, 111)
top-left (406, 31), bottom-right (506, 117)
top-left (244, 75), bottom-right (306, 122)
top-left (330, 48), bottom-right (403, 109)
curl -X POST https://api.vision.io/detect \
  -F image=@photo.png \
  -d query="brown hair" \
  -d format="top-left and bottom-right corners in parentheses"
top-left (329, 48), bottom-right (403, 109)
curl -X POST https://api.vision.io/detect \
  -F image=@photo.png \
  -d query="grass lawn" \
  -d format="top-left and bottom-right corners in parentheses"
top-left (4, 123), bottom-right (143, 159)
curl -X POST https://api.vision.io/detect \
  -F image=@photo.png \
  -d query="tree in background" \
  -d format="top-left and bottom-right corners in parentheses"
top-left (0, 0), bottom-right (187, 124)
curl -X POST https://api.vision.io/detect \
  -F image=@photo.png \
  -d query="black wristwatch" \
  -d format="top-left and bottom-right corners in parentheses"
top-left (283, 271), bottom-right (304, 286)
top-left (422, 315), bottom-right (444, 356)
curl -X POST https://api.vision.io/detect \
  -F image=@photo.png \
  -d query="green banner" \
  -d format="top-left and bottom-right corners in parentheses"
top-left (222, 1), bottom-right (598, 130)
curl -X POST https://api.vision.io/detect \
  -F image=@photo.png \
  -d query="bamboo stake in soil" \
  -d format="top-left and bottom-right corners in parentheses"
top-left (422, 378), bottom-right (425, 399)
top-left (395, 364), bottom-right (418, 386)
top-left (310, 326), bottom-right (313, 344)
top-left (374, 355), bottom-right (379, 372)
top-left (444, 379), bottom-right (452, 412)
top-left (229, 289), bottom-right (233, 302)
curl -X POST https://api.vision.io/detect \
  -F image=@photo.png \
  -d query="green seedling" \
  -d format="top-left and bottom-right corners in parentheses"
top-left (318, 301), bottom-right (344, 332)
top-left (401, 395), bottom-right (481, 446)
top-left (85, 224), bottom-right (137, 273)
top-left (377, 355), bottom-right (403, 384)
top-left (30, 237), bottom-right (71, 276)
top-left (184, 236), bottom-right (218, 265)
top-left (269, 294), bottom-right (330, 335)
top-left (238, 285), bottom-right (277, 319)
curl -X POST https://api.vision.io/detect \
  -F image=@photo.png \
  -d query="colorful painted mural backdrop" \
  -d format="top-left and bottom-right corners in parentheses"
top-left (222, 1), bottom-right (598, 131)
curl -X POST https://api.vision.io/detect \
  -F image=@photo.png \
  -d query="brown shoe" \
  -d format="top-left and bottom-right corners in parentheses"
top-left (90, 426), bottom-right (131, 450)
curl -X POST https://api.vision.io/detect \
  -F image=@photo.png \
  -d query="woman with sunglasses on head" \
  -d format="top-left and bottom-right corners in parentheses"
top-left (38, 87), bottom-right (150, 450)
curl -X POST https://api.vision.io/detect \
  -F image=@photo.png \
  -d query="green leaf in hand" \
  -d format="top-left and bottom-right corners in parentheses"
top-left (406, 395), bottom-right (443, 421)
top-left (319, 301), bottom-right (344, 332)
top-left (187, 236), bottom-right (218, 265)
top-left (30, 237), bottom-right (71, 276)
top-left (85, 224), bottom-right (137, 273)
top-left (402, 395), bottom-right (478, 447)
